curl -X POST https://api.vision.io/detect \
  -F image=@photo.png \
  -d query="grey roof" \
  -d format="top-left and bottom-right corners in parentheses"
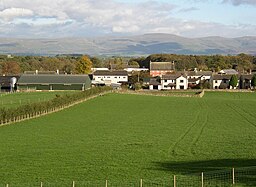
top-left (219, 69), bottom-right (238, 74)
top-left (212, 74), bottom-right (240, 80)
top-left (187, 71), bottom-right (212, 76)
top-left (150, 62), bottom-right (174, 70)
top-left (149, 78), bottom-right (161, 85)
top-left (17, 74), bottom-right (91, 84)
top-left (240, 74), bottom-right (254, 80)
top-left (94, 70), bottom-right (128, 76)
top-left (162, 72), bottom-right (186, 80)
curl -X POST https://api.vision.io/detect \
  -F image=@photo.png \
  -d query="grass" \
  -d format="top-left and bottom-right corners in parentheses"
top-left (0, 91), bottom-right (76, 109)
top-left (0, 92), bottom-right (256, 186)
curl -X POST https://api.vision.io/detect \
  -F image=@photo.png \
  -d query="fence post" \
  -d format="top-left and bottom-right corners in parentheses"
top-left (173, 175), bottom-right (176, 187)
top-left (6, 184), bottom-right (8, 187)
top-left (40, 182), bottom-right (43, 187)
top-left (232, 168), bottom-right (235, 185)
top-left (201, 172), bottom-right (204, 187)
top-left (72, 181), bottom-right (75, 187)
top-left (105, 180), bottom-right (108, 187)
top-left (140, 179), bottom-right (143, 187)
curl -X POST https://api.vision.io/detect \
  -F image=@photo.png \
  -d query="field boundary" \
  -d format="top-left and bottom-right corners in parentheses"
top-left (114, 89), bottom-right (205, 98)
top-left (0, 90), bottom-right (112, 128)
top-left (1, 166), bottom-right (255, 187)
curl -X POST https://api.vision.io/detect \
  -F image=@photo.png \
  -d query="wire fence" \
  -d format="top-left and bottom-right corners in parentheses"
top-left (0, 166), bottom-right (255, 187)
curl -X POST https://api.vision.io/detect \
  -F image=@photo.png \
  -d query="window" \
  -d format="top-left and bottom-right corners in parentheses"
top-left (123, 77), bottom-right (126, 78)
top-left (215, 80), bottom-right (218, 83)
top-left (180, 80), bottom-right (184, 83)
top-left (223, 80), bottom-right (226, 83)
top-left (164, 80), bottom-right (167, 82)
top-left (114, 77), bottom-right (117, 78)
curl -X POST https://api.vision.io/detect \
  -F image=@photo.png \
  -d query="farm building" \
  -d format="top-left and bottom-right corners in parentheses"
top-left (92, 70), bottom-right (128, 86)
top-left (0, 76), bottom-right (20, 92)
top-left (150, 61), bottom-right (175, 77)
top-left (17, 74), bottom-right (91, 91)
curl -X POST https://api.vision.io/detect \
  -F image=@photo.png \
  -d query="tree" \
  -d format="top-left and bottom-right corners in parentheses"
top-left (75, 55), bottom-right (92, 74)
top-left (229, 75), bottom-right (238, 89)
top-left (2, 61), bottom-right (21, 75)
top-left (91, 57), bottom-right (102, 68)
top-left (251, 74), bottom-right (256, 89)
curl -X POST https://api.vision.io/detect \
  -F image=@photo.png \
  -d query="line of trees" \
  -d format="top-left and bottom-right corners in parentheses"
top-left (0, 86), bottom-right (112, 124)
top-left (1, 53), bottom-right (256, 75)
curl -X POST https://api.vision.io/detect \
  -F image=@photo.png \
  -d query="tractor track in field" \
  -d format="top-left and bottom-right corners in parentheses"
top-left (226, 103), bottom-right (256, 129)
top-left (190, 99), bottom-right (209, 155)
top-left (231, 103), bottom-right (256, 121)
top-left (169, 100), bottom-right (201, 156)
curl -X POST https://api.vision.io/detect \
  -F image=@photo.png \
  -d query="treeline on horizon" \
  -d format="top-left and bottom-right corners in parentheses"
top-left (0, 53), bottom-right (256, 75)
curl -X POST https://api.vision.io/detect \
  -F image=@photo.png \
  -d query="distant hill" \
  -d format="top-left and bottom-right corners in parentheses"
top-left (0, 34), bottom-right (256, 56)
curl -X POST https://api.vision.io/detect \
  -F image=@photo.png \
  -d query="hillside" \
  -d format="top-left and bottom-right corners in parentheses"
top-left (1, 34), bottom-right (256, 56)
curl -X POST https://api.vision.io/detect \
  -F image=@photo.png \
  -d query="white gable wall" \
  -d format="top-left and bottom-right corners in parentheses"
top-left (176, 76), bottom-right (188, 89)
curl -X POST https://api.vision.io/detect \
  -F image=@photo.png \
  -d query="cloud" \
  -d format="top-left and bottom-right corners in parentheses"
top-left (0, 0), bottom-right (255, 38)
top-left (0, 8), bottom-right (34, 21)
top-left (178, 7), bottom-right (199, 12)
top-left (222, 0), bottom-right (256, 6)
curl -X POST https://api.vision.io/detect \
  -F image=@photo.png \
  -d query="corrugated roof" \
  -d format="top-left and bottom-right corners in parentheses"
top-left (17, 74), bottom-right (91, 84)
top-left (94, 70), bottom-right (128, 76)
top-left (150, 62), bottom-right (174, 70)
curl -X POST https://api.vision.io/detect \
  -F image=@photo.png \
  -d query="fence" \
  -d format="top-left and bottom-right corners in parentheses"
top-left (1, 167), bottom-right (255, 187)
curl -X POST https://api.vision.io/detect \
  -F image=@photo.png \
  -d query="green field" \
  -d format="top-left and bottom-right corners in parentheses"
top-left (0, 91), bottom-right (76, 108)
top-left (0, 92), bottom-right (256, 186)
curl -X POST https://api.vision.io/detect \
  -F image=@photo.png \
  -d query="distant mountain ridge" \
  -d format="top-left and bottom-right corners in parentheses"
top-left (0, 34), bottom-right (256, 56)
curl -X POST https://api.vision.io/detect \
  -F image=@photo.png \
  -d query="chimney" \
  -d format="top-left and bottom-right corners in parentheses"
top-left (194, 68), bottom-right (198, 73)
top-left (249, 69), bottom-right (252, 75)
top-left (172, 61), bottom-right (175, 71)
top-left (35, 70), bottom-right (38, 74)
top-left (56, 69), bottom-right (59, 74)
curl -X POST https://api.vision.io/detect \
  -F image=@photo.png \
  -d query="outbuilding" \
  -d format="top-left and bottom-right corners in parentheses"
top-left (17, 74), bottom-right (91, 91)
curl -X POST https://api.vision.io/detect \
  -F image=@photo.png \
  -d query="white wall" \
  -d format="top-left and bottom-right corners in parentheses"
top-left (176, 76), bottom-right (188, 89)
top-left (93, 75), bottom-right (128, 84)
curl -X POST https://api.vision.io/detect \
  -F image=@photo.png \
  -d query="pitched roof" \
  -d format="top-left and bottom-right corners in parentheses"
top-left (162, 72), bottom-right (186, 80)
top-left (17, 74), bottom-right (91, 84)
top-left (240, 74), bottom-right (253, 80)
top-left (219, 69), bottom-right (238, 74)
top-left (149, 78), bottom-right (161, 85)
top-left (93, 70), bottom-right (128, 76)
top-left (212, 74), bottom-right (240, 80)
top-left (187, 71), bottom-right (212, 76)
top-left (150, 62), bottom-right (174, 71)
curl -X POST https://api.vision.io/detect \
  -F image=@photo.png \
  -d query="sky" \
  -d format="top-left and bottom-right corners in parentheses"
top-left (0, 0), bottom-right (255, 38)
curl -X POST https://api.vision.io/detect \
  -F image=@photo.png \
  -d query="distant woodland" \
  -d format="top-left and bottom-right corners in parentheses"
top-left (0, 53), bottom-right (256, 75)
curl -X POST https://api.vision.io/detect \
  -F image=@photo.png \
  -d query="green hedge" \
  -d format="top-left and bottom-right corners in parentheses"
top-left (0, 86), bottom-right (112, 124)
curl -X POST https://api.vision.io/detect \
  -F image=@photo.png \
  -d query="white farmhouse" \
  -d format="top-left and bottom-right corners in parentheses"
top-left (93, 70), bottom-right (128, 86)
top-left (161, 73), bottom-right (188, 90)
